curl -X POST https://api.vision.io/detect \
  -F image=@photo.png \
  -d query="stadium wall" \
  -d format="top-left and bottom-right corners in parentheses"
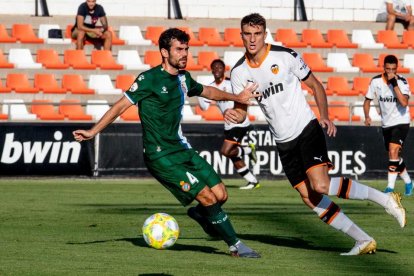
top-left (1, 123), bottom-right (413, 179)
top-left (0, 0), bottom-right (384, 21)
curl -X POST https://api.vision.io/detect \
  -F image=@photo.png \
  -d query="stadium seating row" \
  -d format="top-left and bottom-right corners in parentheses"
top-left (1, 98), bottom-right (413, 122)
top-left (2, 47), bottom-right (414, 74)
top-left (3, 23), bottom-right (414, 50)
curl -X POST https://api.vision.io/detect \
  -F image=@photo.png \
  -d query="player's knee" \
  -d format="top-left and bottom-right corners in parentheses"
top-left (312, 183), bottom-right (329, 195)
top-left (387, 14), bottom-right (396, 21)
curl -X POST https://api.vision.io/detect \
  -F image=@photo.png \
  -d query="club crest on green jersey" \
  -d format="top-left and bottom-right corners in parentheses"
top-left (129, 82), bottom-right (138, 92)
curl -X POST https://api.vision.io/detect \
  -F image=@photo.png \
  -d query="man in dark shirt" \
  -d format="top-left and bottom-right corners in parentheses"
top-left (71, 0), bottom-right (112, 50)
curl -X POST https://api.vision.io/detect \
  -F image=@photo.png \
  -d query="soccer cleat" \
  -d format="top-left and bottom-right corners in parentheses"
top-left (404, 182), bottom-right (413, 196)
top-left (187, 207), bottom-right (220, 237)
top-left (229, 241), bottom-right (261, 258)
top-left (248, 143), bottom-right (257, 166)
top-left (385, 192), bottom-right (406, 228)
top-left (383, 187), bottom-right (394, 193)
top-left (340, 239), bottom-right (377, 256)
top-left (239, 182), bottom-right (261, 190)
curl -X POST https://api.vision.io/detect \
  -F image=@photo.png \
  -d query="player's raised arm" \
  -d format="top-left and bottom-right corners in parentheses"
top-left (73, 96), bottom-right (132, 142)
top-left (200, 82), bottom-right (260, 105)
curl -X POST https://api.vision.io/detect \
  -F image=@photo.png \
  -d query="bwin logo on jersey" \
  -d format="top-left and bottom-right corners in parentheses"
top-left (257, 82), bottom-right (284, 102)
top-left (379, 95), bottom-right (397, 102)
top-left (271, 64), bottom-right (279, 74)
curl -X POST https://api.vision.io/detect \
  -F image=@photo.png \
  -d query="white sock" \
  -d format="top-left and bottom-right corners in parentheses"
top-left (400, 169), bottom-right (412, 184)
top-left (328, 177), bottom-right (388, 207)
top-left (243, 146), bottom-right (252, 155)
top-left (237, 166), bottom-right (258, 183)
top-left (388, 159), bottom-right (399, 189)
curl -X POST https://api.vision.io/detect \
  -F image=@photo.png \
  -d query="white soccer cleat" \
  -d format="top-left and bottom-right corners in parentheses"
top-left (340, 239), bottom-right (377, 256)
top-left (385, 192), bottom-right (407, 228)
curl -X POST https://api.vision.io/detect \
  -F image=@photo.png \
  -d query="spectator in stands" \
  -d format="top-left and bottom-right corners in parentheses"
top-left (225, 12), bottom-right (407, 256)
top-left (73, 28), bottom-right (261, 258)
top-left (198, 59), bottom-right (259, 190)
top-left (71, 0), bottom-right (112, 50)
top-left (363, 54), bottom-right (413, 196)
top-left (376, 0), bottom-right (414, 30)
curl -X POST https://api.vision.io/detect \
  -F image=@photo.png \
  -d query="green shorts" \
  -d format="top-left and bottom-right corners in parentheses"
top-left (145, 149), bottom-right (222, 206)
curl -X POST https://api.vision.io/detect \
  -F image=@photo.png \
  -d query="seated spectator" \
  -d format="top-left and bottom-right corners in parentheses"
top-left (376, 0), bottom-right (414, 30)
top-left (71, 0), bottom-right (112, 50)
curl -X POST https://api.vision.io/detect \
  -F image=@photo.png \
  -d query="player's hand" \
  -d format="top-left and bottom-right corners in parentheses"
top-left (224, 109), bottom-right (244, 124)
top-left (237, 82), bottom-right (261, 105)
top-left (364, 117), bottom-right (371, 126)
top-left (319, 118), bottom-right (336, 137)
top-left (73, 130), bottom-right (95, 142)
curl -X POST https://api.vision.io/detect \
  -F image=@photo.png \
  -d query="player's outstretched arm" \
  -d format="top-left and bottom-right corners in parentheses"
top-left (304, 73), bottom-right (337, 137)
top-left (200, 82), bottom-right (260, 105)
top-left (73, 96), bottom-right (132, 142)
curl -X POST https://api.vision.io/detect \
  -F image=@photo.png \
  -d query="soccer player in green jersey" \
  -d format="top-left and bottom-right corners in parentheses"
top-left (73, 28), bottom-right (260, 258)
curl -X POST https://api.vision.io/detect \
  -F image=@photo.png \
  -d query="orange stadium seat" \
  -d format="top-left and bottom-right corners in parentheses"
top-left (36, 49), bottom-right (70, 69)
top-left (0, 24), bottom-right (17, 43)
top-left (116, 74), bottom-right (136, 91)
top-left (302, 53), bottom-right (333, 72)
top-left (275, 29), bottom-right (307, 48)
top-left (144, 50), bottom-right (162, 67)
top-left (329, 101), bottom-right (360, 122)
top-left (352, 77), bottom-right (371, 95)
top-left (352, 53), bottom-right (383, 73)
top-left (120, 105), bottom-right (140, 121)
top-left (402, 30), bottom-right (414, 48)
top-left (409, 102), bottom-right (414, 119)
top-left (91, 50), bottom-right (123, 70)
top-left (326, 76), bottom-right (357, 96)
top-left (195, 105), bottom-right (223, 121)
top-left (198, 27), bottom-right (230, 46)
top-left (308, 101), bottom-right (334, 120)
top-left (108, 26), bottom-right (125, 45)
top-left (198, 51), bottom-right (220, 70)
top-left (31, 99), bottom-right (65, 120)
top-left (12, 24), bottom-right (43, 43)
top-left (6, 73), bottom-right (39, 93)
top-left (64, 49), bottom-right (97, 69)
top-left (59, 99), bottom-right (92, 121)
top-left (62, 74), bottom-right (94, 94)
top-left (0, 49), bottom-right (14, 68)
top-left (178, 26), bottom-right (204, 46)
top-left (378, 53), bottom-right (410, 73)
top-left (224, 28), bottom-right (243, 47)
top-left (146, 26), bottom-right (165, 45)
top-left (186, 52), bottom-right (204, 71)
top-left (34, 74), bottom-right (66, 94)
top-left (0, 112), bottom-right (8, 120)
top-left (406, 77), bottom-right (414, 93)
top-left (0, 78), bottom-right (12, 93)
top-left (302, 29), bottom-right (333, 48)
top-left (326, 29), bottom-right (358, 48)
top-left (377, 30), bottom-right (408, 49)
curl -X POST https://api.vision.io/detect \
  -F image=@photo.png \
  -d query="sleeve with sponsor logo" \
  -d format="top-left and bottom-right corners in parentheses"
top-left (397, 77), bottom-right (411, 96)
top-left (186, 72), bottom-right (204, 97)
top-left (290, 51), bottom-right (310, 81)
top-left (124, 73), bottom-right (151, 104)
top-left (365, 79), bottom-right (375, 100)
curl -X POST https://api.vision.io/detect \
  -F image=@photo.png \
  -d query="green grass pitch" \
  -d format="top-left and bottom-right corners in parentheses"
top-left (0, 178), bottom-right (413, 275)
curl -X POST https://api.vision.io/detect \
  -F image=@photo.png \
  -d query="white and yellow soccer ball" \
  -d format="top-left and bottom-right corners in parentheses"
top-left (142, 213), bottom-right (179, 249)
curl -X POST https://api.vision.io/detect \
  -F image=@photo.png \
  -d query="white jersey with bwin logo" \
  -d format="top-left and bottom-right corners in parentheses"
top-left (231, 44), bottom-right (315, 143)
top-left (198, 78), bottom-right (250, 130)
top-left (366, 74), bottom-right (411, 128)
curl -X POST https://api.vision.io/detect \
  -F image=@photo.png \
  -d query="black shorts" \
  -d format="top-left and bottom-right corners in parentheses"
top-left (382, 124), bottom-right (409, 151)
top-left (224, 126), bottom-right (251, 144)
top-left (276, 119), bottom-right (333, 188)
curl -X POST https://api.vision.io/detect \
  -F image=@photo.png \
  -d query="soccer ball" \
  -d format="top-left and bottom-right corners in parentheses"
top-left (142, 213), bottom-right (179, 249)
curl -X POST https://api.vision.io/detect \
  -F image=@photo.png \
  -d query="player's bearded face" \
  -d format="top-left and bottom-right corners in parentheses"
top-left (241, 24), bottom-right (266, 56)
top-left (167, 40), bottom-right (188, 69)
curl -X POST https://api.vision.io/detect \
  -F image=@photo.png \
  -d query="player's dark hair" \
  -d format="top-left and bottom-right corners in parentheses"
top-left (210, 59), bottom-right (225, 69)
top-left (158, 28), bottom-right (190, 52)
top-left (384, 55), bottom-right (398, 66)
top-left (241, 13), bottom-right (266, 30)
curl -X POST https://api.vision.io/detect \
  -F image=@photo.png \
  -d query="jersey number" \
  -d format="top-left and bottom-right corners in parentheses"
top-left (186, 172), bottom-right (199, 184)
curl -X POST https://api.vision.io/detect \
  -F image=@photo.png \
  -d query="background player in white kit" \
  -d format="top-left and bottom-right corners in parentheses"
top-left (198, 59), bottom-right (260, 190)
top-left (364, 54), bottom-right (413, 196)
top-left (225, 13), bottom-right (407, 256)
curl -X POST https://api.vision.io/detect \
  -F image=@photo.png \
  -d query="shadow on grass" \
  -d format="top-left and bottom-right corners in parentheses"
top-left (67, 237), bottom-right (227, 256)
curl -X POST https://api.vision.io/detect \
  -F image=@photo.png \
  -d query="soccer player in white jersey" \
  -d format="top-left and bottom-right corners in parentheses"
top-left (225, 13), bottom-right (407, 256)
top-left (198, 59), bottom-right (260, 190)
top-left (363, 55), bottom-right (413, 196)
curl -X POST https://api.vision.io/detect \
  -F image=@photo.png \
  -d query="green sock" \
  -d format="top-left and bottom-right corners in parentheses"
top-left (204, 203), bottom-right (238, 246)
